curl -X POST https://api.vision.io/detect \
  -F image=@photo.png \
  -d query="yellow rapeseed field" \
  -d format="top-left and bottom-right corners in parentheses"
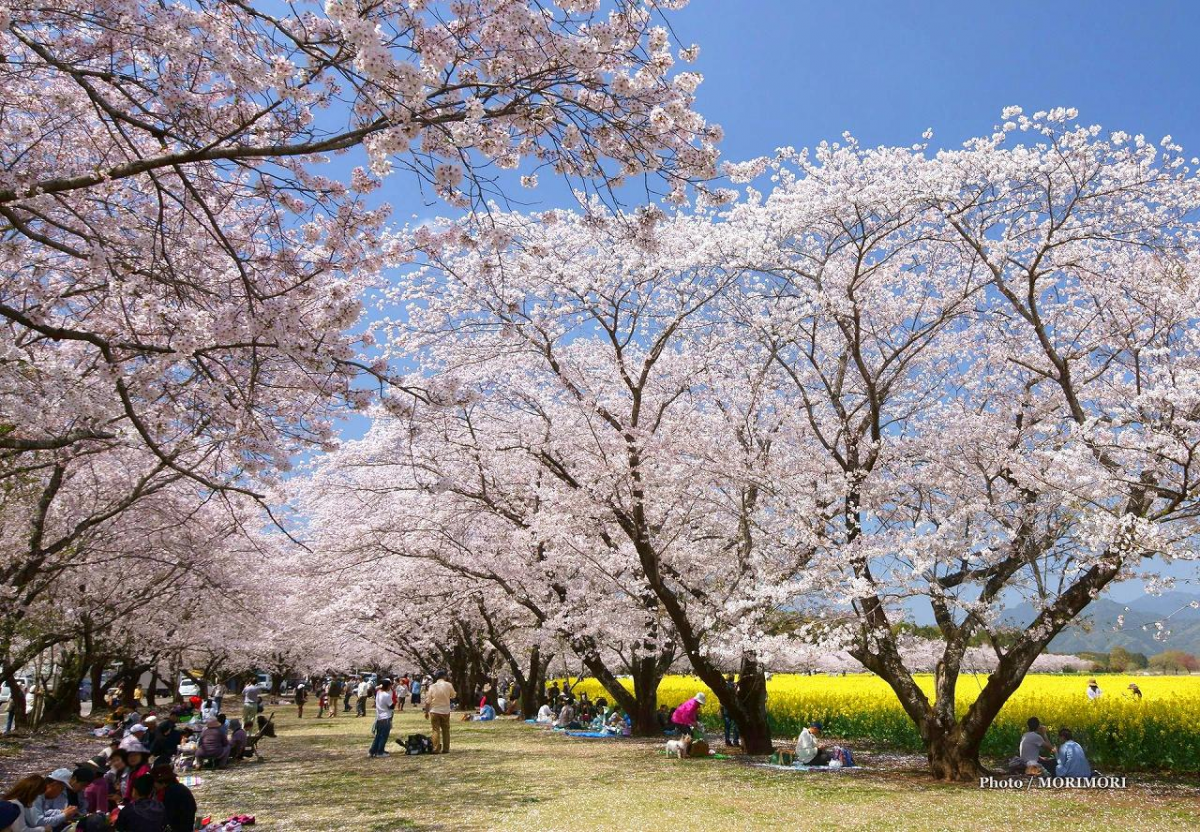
top-left (566, 673), bottom-right (1200, 771)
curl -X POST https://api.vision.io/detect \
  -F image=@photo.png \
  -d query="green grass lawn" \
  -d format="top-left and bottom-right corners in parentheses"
top-left (195, 708), bottom-right (1200, 831)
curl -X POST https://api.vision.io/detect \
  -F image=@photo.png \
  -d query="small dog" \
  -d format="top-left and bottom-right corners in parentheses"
top-left (665, 734), bottom-right (693, 759)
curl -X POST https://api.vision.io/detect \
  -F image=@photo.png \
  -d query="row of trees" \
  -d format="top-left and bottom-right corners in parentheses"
top-left (292, 109), bottom-right (1200, 779)
top-left (5, 2), bottom-right (1199, 784)
top-left (0, 0), bottom-right (718, 728)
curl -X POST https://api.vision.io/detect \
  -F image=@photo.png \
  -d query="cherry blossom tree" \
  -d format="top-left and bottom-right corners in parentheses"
top-left (0, 0), bottom-right (721, 494)
top-left (369, 203), bottom-right (833, 751)
top-left (726, 109), bottom-right (1200, 778)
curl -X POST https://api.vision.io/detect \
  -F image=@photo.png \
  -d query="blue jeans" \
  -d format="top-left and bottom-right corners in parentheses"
top-left (369, 717), bottom-right (392, 756)
top-left (4, 709), bottom-right (14, 733)
top-left (722, 711), bottom-right (739, 746)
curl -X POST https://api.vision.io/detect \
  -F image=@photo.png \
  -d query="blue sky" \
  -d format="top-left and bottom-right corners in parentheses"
top-left (342, 0), bottom-right (1200, 602)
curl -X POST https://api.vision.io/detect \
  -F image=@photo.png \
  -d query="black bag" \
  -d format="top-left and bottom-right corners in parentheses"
top-left (402, 733), bottom-right (434, 755)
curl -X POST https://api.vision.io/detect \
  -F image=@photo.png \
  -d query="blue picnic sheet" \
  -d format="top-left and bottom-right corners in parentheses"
top-left (755, 763), bottom-right (862, 772)
top-left (564, 730), bottom-right (628, 738)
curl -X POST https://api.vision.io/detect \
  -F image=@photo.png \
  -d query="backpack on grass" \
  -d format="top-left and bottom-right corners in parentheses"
top-left (400, 733), bottom-right (434, 754)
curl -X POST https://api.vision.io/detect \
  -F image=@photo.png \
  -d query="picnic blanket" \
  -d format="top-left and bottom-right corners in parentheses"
top-left (755, 762), bottom-right (863, 772)
top-left (564, 730), bottom-right (629, 739)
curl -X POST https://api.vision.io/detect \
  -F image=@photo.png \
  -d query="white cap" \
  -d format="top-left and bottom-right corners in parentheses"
top-left (47, 768), bottom-right (73, 786)
top-left (695, 692), bottom-right (706, 704)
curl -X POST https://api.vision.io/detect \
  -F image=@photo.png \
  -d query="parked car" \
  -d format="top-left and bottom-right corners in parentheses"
top-left (1, 678), bottom-right (32, 710)
top-left (178, 678), bottom-right (201, 698)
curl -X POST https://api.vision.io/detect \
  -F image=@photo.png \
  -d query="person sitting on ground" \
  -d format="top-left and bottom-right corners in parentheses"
top-left (152, 765), bottom-right (197, 832)
top-left (794, 722), bottom-right (832, 766)
top-left (4, 775), bottom-right (50, 832)
top-left (149, 719), bottom-right (183, 768)
top-left (670, 692), bottom-right (706, 738)
top-left (552, 697), bottom-right (577, 730)
top-left (194, 718), bottom-right (230, 768)
top-left (119, 723), bottom-right (150, 752)
top-left (228, 719), bottom-right (248, 761)
top-left (655, 704), bottom-right (672, 733)
top-left (477, 702), bottom-right (497, 722)
top-left (496, 694), bottom-right (507, 714)
top-left (0, 800), bottom-right (24, 832)
top-left (115, 774), bottom-right (165, 832)
top-left (103, 749), bottom-right (129, 811)
top-left (1055, 728), bottom-right (1093, 778)
top-left (535, 703), bottom-right (554, 723)
top-left (200, 699), bottom-right (217, 723)
top-left (78, 763), bottom-right (109, 817)
top-left (122, 747), bottom-right (151, 804)
top-left (1018, 717), bottom-right (1057, 775)
top-left (32, 769), bottom-right (78, 831)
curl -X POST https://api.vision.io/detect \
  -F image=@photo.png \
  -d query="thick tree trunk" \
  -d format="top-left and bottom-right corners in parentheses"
top-left (519, 647), bottom-right (548, 717)
top-left (145, 668), bottom-right (159, 708)
top-left (90, 661), bottom-right (109, 714)
top-left (629, 655), bottom-right (661, 736)
top-left (733, 654), bottom-right (771, 754)
top-left (926, 725), bottom-right (986, 781)
top-left (40, 654), bottom-right (85, 723)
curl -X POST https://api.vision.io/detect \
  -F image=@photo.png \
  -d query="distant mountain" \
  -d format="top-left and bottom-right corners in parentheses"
top-left (1000, 592), bottom-right (1200, 656)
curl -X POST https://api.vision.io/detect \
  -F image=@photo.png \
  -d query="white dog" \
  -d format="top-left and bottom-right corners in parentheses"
top-left (665, 734), bottom-right (692, 759)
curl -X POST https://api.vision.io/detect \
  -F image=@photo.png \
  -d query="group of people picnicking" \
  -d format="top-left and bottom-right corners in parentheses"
top-left (1011, 717), bottom-right (1095, 777)
top-left (0, 678), bottom-right (275, 832)
top-left (534, 688), bottom-right (634, 736)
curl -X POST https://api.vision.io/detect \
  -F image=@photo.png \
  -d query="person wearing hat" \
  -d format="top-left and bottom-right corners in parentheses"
top-left (122, 745), bottom-right (151, 803)
top-left (149, 718), bottom-right (183, 767)
top-left (670, 692), bottom-right (706, 737)
top-left (0, 799), bottom-right (23, 832)
top-left (795, 721), bottom-right (832, 766)
top-left (294, 683), bottom-right (308, 718)
top-left (77, 764), bottom-right (109, 816)
top-left (194, 717), bottom-right (230, 768)
top-left (1086, 678), bottom-right (1103, 701)
top-left (1127, 682), bottom-right (1143, 700)
top-left (32, 768), bottom-right (78, 831)
top-left (368, 678), bottom-right (395, 758)
top-left (151, 764), bottom-right (197, 832)
top-left (422, 671), bottom-right (457, 754)
top-left (119, 723), bottom-right (149, 752)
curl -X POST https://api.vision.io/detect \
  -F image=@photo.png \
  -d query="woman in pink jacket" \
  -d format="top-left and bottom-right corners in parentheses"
top-left (670, 692), bottom-right (706, 736)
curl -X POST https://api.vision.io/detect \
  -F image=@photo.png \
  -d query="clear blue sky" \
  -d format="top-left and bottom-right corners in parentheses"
top-left (675, 0), bottom-right (1200, 164)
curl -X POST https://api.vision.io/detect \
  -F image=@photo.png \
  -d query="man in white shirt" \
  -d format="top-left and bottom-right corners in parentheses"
top-left (1086, 679), bottom-right (1103, 701)
top-left (242, 680), bottom-right (264, 730)
top-left (212, 681), bottom-right (227, 713)
top-left (423, 671), bottom-right (457, 754)
top-left (794, 722), bottom-right (831, 766)
top-left (355, 678), bottom-right (370, 717)
top-left (368, 679), bottom-right (395, 757)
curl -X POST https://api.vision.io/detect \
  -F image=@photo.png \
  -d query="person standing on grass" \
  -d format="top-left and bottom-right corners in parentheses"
top-left (211, 680), bottom-right (226, 715)
top-left (355, 677), bottom-right (370, 717)
top-left (327, 676), bottom-right (342, 716)
top-left (395, 677), bottom-right (410, 713)
top-left (409, 675), bottom-right (421, 707)
top-left (241, 678), bottom-right (264, 729)
top-left (720, 674), bottom-right (740, 747)
top-left (295, 684), bottom-right (308, 718)
top-left (369, 679), bottom-right (395, 758)
top-left (423, 671), bottom-right (457, 754)
top-left (343, 677), bottom-right (354, 713)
